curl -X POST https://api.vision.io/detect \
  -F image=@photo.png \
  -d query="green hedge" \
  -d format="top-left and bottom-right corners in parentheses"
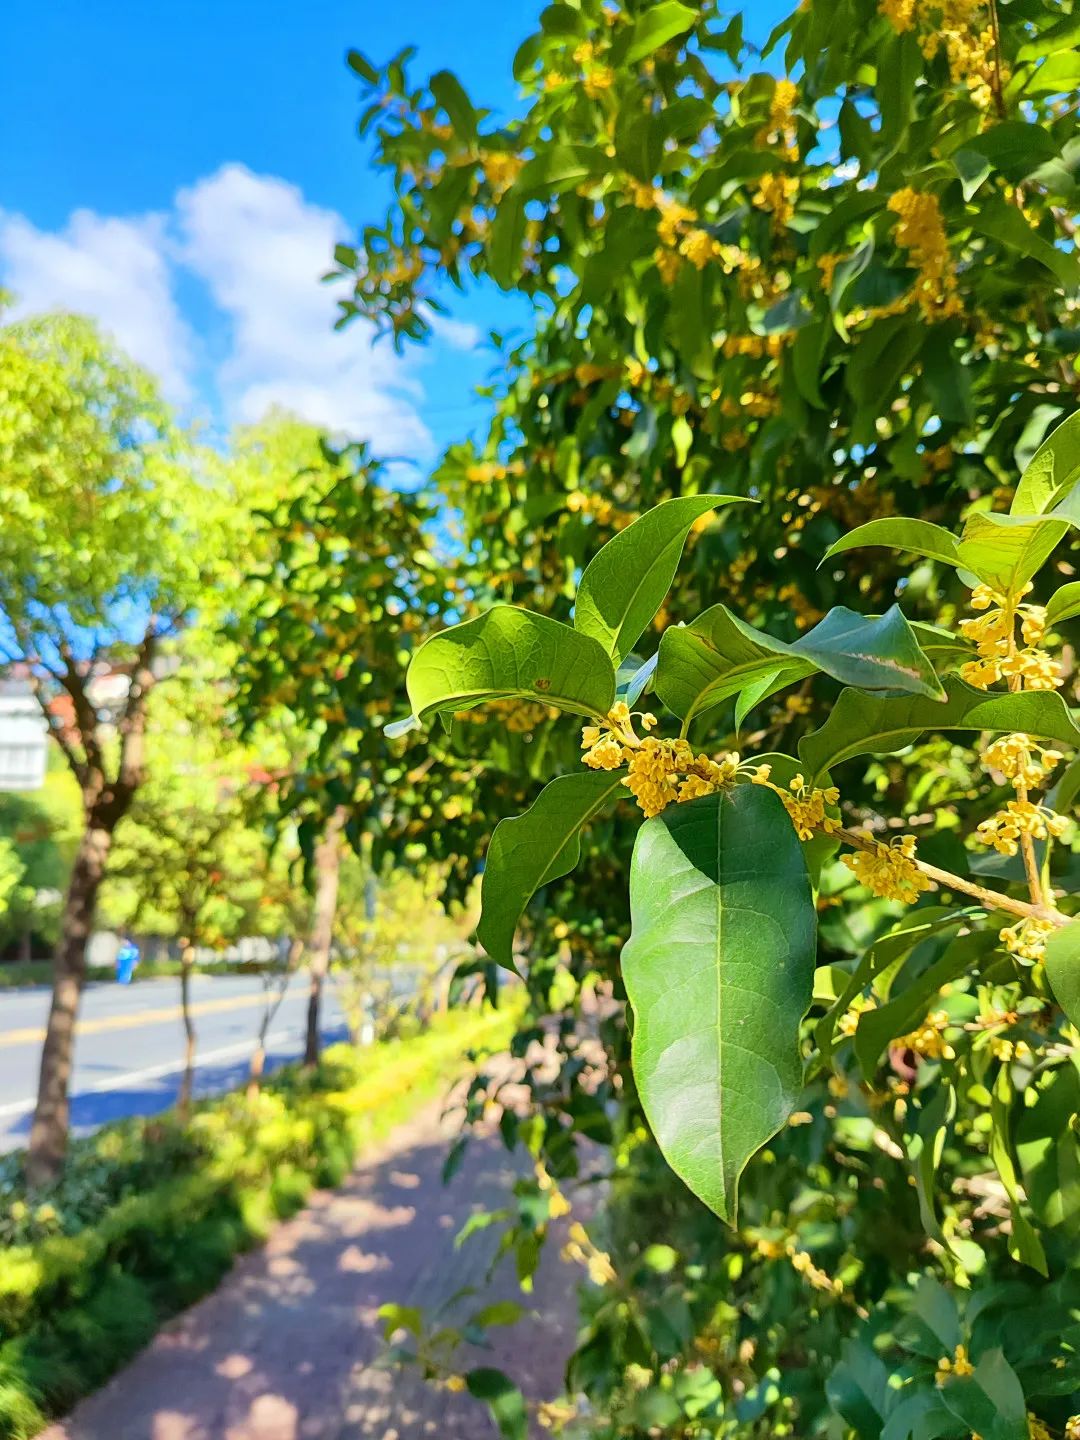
top-left (0, 1007), bottom-right (509, 1438)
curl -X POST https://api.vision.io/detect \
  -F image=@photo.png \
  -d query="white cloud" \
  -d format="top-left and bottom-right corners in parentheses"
top-left (424, 307), bottom-right (482, 352)
top-left (0, 207), bottom-right (194, 401)
top-left (175, 164), bottom-right (432, 456)
top-left (0, 164), bottom-right (445, 460)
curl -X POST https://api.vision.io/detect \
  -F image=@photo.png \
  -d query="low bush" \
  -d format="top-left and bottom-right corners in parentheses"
top-left (0, 1006), bottom-right (509, 1439)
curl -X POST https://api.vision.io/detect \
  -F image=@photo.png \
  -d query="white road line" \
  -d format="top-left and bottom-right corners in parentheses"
top-left (0, 1027), bottom-right (301, 1121)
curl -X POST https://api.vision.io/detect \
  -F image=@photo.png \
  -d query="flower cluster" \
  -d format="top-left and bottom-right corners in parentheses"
top-left (751, 768), bottom-right (841, 841)
top-left (752, 172), bottom-right (798, 229)
top-left (1001, 916), bottom-right (1057, 965)
top-left (935, 1344), bottom-right (975, 1385)
top-left (976, 798), bottom-right (1069, 856)
top-left (959, 583), bottom-right (1060, 691)
top-left (581, 704), bottom-right (742, 818)
top-left (982, 733), bottom-right (1063, 788)
top-left (880, 0), bottom-right (1004, 109)
top-left (887, 188), bottom-right (962, 321)
top-left (561, 1219), bottom-right (616, 1286)
top-left (843, 834), bottom-right (933, 905)
top-left (898, 1008), bottom-right (955, 1061)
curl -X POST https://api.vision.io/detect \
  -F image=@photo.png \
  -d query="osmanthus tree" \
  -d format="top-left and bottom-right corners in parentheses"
top-left (338, 0), bottom-right (1080, 636)
top-left (0, 308), bottom-right (228, 1185)
top-left (399, 415), bottom-right (1080, 1434)
top-left (101, 677), bottom-right (305, 1113)
top-left (225, 414), bottom-right (469, 1062)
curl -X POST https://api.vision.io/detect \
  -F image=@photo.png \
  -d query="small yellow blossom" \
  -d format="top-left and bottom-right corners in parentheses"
top-left (679, 227), bottom-right (721, 269)
top-left (887, 188), bottom-right (962, 321)
top-left (981, 734), bottom-right (1063, 788)
top-left (655, 247), bottom-right (683, 285)
top-left (899, 1008), bottom-right (956, 1061)
top-left (843, 834), bottom-right (932, 904)
top-left (936, 1344), bottom-right (975, 1385)
top-left (656, 197), bottom-right (698, 248)
top-left (1001, 916), bottom-right (1056, 964)
top-left (752, 172), bottom-right (798, 228)
top-left (880, 0), bottom-right (917, 30)
top-left (445, 1374), bottom-right (468, 1393)
top-left (976, 799), bottom-right (1068, 857)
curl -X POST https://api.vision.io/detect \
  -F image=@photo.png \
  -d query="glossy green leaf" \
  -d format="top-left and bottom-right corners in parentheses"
top-left (816, 907), bottom-right (976, 1061)
top-left (989, 1066), bottom-right (1048, 1275)
top-left (1012, 409), bottom-right (1080, 515)
top-left (976, 197), bottom-right (1080, 289)
top-left (406, 606), bottom-right (616, 723)
top-left (825, 1339), bottom-right (892, 1440)
top-left (622, 785), bottom-right (816, 1223)
top-left (937, 1349), bottom-right (1028, 1440)
top-left (1047, 581), bottom-right (1080, 629)
top-left (430, 70), bottom-right (477, 141)
top-left (799, 678), bottom-right (1080, 781)
top-left (624, 1), bottom-right (697, 64)
top-left (955, 510), bottom-right (1069, 592)
top-left (1016, 1059), bottom-right (1080, 1236)
top-left (907, 1085), bottom-right (957, 1261)
top-left (574, 494), bottom-right (746, 663)
top-left (822, 517), bottom-right (961, 569)
top-left (476, 772), bottom-right (625, 970)
top-left (656, 603), bottom-right (943, 729)
top-left (1044, 921), bottom-right (1080, 1032)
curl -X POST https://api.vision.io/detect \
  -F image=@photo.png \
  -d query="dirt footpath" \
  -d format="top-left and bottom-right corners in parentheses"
top-left (40, 1102), bottom-right (582, 1440)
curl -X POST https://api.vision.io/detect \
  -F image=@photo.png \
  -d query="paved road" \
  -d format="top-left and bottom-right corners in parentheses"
top-left (0, 973), bottom-right (347, 1151)
top-left (40, 1096), bottom-right (582, 1440)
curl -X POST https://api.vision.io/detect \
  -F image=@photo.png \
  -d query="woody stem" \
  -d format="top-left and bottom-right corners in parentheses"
top-left (835, 826), bottom-right (1066, 928)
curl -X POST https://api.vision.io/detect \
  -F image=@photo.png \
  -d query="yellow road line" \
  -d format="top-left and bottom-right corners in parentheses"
top-left (0, 992), bottom-right (272, 1049)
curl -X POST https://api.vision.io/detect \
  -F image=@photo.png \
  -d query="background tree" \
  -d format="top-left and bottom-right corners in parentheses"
top-left (102, 678), bottom-right (300, 1114)
top-left (0, 309), bottom-right (230, 1181)
top-left (226, 413), bottom-right (453, 1063)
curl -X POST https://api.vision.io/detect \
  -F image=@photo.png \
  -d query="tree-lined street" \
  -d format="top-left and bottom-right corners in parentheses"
top-left (0, 975), bottom-right (345, 1151)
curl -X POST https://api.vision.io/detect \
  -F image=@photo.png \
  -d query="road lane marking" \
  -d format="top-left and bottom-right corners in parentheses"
top-left (0, 990), bottom-right (284, 1049)
top-left (0, 1028), bottom-right (301, 1121)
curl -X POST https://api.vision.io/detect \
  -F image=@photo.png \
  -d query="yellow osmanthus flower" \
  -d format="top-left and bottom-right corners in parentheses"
top-left (935, 1344), bottom-right (975, 1384)
top-left (655, 247), bottom-right (683, 285)
top-left (656, 197), bottom-right (698, 248)
top-left (837, 992), bottom-right (876, 1037)
top-left (752, 172), bottom-right (798, 228)
top-left (1064, 1415), bottom-right (1080, 1440)
top-left (899, 1008), bottom-right (955, 1061)
top-left (679, 227), bottom-right (722, 269)
top-left (754, 770), bottom-right (840, 842)
top-left (976, 799), bottom-right (1068, 857)
top-left (481, 151), bottom-right (524, 193)
top-left (887, 188), bottom-right (962, 321)
top-left (843, 834), bottom-right (932, 904)
top-left (584, 65), bottom-right (615, 98)
top-left (817, 251), bottom-right (848, 291)
top-left (981, 733), bottom-right (1063, 788)
top-left (879, 0), bottom-right (917, 30)
top-left (770, 78), bottom-right (799, 130)
top-left (789, 1245), bottom-right (843, 1294)
top-left (1029, 1417), bottom-right (1053, 1440)
top-left (959, 583), bottom-right (1062, 692)
top-left (1001, 916), bottom-right (1056, 964)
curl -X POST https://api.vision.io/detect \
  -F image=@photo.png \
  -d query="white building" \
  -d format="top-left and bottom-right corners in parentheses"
top-left (0, 681), bottom-right (48, 791)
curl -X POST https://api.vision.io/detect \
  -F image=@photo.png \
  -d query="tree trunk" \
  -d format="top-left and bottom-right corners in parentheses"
top-left (25, 823), bottom-right (112, 1187)
top-left (178, 944), bottom-right (196, 1121)
top-left (304, 807), bottom-right (346, 1068)
top-left (17, 929), bottom-right (32, 965)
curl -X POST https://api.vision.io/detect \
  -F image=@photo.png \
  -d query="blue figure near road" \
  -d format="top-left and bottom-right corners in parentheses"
top-left (115, 937), bottom-right (140, 985)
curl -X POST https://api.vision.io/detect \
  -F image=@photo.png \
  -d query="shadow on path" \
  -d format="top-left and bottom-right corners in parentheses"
top-left (40, 1100), bottom-right (582, 1440)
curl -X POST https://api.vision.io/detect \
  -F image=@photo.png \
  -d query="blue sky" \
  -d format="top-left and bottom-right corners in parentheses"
top-left (0, 0), bottom-right (531, 470)
top-left (0, 2), bottom-right (789, 473)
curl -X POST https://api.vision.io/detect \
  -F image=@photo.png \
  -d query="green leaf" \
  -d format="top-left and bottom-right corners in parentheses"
top-left (476, 772), bottom-right (625, 970)
top-left (975, 198), bottom-right (1080, 290)
top-left (816, 907), bottom-right (976, 1061)
top-left (574, 494), bottom-right (746, 663)
top-left (465, 1368), bottom-right (528, 1440)
top-left (656, 603), bottom-right (944, 730)
top-left (955, 510), bottom-right (1069, 592)
top-left (1045, 921), bottom-right (1080, 1031)
top-left (515, 144), bottom-right (609, 197)
top-left (430, 70), bottom-right (477, 141)
top-left (906, 1085), bottom-right (958, 1259)
top-left (1047, 581), bottom-right (1080, 629)
top-left (624, 1), bottom-right (697, 64)
top-left (622, 785), bottom-right (816, 1223)
top-left (406, 606), bottom-right (616, 723)
top-left (989, 1066), bottom-right (1048, 1275)
top-left (488, 194), bottom-right (528, 289)
top-left (825, 1339), bottom-right (892, 1440)
top-left (1016, 1059), bottom-right (1080, 1236)
top-left (1012, 409), bottom-right (1080, 515)
top-left (938, 1349), bottom-right (1028, 1440)
top-left (822, 517), bottom-right (961, 569)
top-left (854, 942), bottom-right (979, 1079)
top-left (799, 678), bottom-right (1080, 782)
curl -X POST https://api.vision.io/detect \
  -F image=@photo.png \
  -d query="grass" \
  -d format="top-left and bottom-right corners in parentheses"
top-left (0, 1005), bottom-right (511, 1439)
